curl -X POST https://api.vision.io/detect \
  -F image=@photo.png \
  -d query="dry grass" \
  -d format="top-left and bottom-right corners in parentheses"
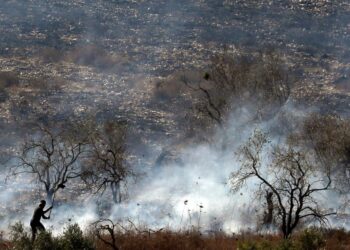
top-left (324, 229), bottom-right (350, 250)
top-left (0, 242), bottom-right (12, 249)
top-left (93, 229), bottom-right (350, 250)
top-left (65, 45), bottom-right (130, 72)
top-left (95, 230), bottom-right (239, 250)
top-left (2, 228), bottom-right (349, 249)
top-left (38, 47), bottom-right (63, 63)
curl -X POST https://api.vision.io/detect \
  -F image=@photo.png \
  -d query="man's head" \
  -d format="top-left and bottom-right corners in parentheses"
top-left (39, 200), bottom-right (46, 208)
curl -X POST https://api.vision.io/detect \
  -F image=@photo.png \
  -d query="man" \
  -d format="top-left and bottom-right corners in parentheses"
top-left (30, 200), bottom-right (52, 242)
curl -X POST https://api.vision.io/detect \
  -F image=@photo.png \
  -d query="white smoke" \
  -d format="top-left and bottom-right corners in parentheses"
top-left (0, 103), bottom-right (348, 237)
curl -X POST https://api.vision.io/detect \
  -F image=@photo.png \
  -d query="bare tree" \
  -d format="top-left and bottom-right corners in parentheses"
top-left (83, 121), bottom-right (136, 204)
top-left (91, 219), bottom-right (119, 250)
top-left (13, 123), bottom-right (87, 201)
top-left (230, 130), bottom-right (335, 238)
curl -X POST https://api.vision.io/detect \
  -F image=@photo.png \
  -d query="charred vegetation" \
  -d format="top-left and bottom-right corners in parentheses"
top-left (0, 0), bottom-right (349, 246)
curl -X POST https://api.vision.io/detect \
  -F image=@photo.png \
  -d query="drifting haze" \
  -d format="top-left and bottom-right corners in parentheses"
top-left (0, 0), bottom-right (349, 236)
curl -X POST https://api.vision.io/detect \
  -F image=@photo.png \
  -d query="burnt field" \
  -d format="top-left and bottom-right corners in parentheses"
top-left (0, 0), bottom-right (349, 119)
top-left (0, 0), bottom-right (350, 248)
top-left (0, 0), bottom-right (348, 146)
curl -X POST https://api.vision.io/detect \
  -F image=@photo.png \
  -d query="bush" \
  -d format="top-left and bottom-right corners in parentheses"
top-left (237, 240), bottom-right (260, 250)
top-left (32, 230), bottom-right (56, 250)
top-left (237, 239), bottom-right (282, 250)
top-left (9, 222), bottom-right (32, 250)
top-left (58, 223), bottom-right (94, 250)
top-left (276, 240), bottom-right (296, 250)
top-left (8, 222), bottom-right (94, 250)
top-left (295, 228), bottom-right (325, 250)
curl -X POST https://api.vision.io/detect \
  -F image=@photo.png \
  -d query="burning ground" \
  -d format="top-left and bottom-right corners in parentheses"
top-left (0, 0), bottom-right (349, 238)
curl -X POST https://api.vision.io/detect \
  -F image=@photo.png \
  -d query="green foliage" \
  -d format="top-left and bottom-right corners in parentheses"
top-left (295, 228), bottom-right (325, 250)
top-left (238, 229), bottom-right (322, 250)
top-left (8, 222), bottom-right (95, 250)
top-left (9, 222), bottom-right (32, 250)
top-left (237, 229), bottom-right (326, 250)
top-left (58, 223), bottom-right (95, 250)
top-left (32, 231), bottom-right (56, 250)
top-left (238, 240), bottom-right (274, 250)
top-left (6, 224), bottom-right (349, 250)
top-left (276, 240), bottom-right (296, 250)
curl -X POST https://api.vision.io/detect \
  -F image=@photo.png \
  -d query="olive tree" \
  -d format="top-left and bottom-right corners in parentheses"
top-left (83, 120), bottom-right (136, 204)
top-left (230, 130), bottom-right (335, 238)
top-left (289, 114), bottom-right (350, 192)
top-left (13, 122), bottom-right (88, 201)
top-left (181, 50), bottom-right (292, 128)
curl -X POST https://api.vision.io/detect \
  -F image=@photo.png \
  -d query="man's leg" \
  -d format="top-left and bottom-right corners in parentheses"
top-left (31, 221), bottom-right (45, 242)
top-left (37, 222), bottom-right (45, 232)
top-left (30, 223), bottom-right (37, 242)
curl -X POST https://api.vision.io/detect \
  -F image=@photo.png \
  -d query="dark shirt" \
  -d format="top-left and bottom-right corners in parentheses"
top-left (31, 207), bottom-right (46, 223)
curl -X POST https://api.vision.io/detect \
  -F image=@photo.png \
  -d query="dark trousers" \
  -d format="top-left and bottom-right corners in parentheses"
top-left (30, 220), bottom-right (45, 242)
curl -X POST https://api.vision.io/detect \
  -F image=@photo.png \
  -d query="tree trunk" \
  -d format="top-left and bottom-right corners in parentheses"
top-left (46, 188), bottom-right (55, 204)
top-left (263, 191), bottom-right (274, 226)
top-left (111, 182), bottom-right (120, 204)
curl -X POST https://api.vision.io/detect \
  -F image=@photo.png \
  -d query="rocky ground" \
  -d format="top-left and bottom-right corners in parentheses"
top-left (0, 0), bottom-right (349, 231)
top-left (0, 0), bottom-right (348, 121)
top-left (0, 0), bottom-right (348, 185)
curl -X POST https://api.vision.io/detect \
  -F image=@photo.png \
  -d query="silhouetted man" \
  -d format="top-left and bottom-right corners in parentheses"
top-left (30, 200), bottom-right (52, 242)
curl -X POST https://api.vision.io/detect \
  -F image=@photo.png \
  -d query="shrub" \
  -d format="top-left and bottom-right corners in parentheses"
top-left (295, 228), bottom-right (325, 250)
top-left (32, 230), bottom-right (56, 250)
top-left (9, 222), bottom-right (32, 250)
top-left (237, 239), bottom-right (281, 250)
top-left (58, 223), bottom-right (94, 250)
top-left (276, 240), bottom-right (296, 250)
top-left (238, 240), bottom-right (260, 250)
top-left (237, 238), bottom-right (299, 250)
